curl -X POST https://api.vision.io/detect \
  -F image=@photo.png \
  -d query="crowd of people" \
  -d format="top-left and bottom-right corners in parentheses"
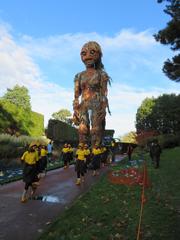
top-left (20, 138), bottom-right (162, 203)
top-left (20, 141), bottom-right (112, 203)
top-left (61, 142), bottom-right (110, 185)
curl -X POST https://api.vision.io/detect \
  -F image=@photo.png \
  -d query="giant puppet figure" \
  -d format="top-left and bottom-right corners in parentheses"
top-left (73, 41), bottom-right (110, 146)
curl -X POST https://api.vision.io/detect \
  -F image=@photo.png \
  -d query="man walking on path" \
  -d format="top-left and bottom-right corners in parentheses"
top-left (149, 139), bottom-right (162, 168)
top-left (127, 144), bottom-right (133, 161)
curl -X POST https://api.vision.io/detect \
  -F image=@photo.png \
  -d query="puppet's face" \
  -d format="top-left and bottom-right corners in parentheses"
top-left (80, 42), bottom-right (101, 68)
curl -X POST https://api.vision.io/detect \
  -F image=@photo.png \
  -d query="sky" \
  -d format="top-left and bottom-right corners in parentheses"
top-left (0, 0), bottom-right (180, 137)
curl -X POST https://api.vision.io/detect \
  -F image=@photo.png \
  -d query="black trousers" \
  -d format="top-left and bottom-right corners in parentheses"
top-left (76, 160), bottom-right (85, 178)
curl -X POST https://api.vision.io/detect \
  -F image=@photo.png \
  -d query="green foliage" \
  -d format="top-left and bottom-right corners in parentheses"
top-left (121, 131), bottom-right (137, 144)
top-left (0, 99), bottom-right (44, 136)
top-left (0, 85), bottom-right (44, 136)
top-left (0, 134), bottom-right (30, 161)
top-left (46, 119), bottom-right (78, 143)
top-left (157, 133), bottom-right (180, 148)
top-left (154, 0), bottom-right (180, 82)
top-left (0, 134), bottom-right (46, 160)
top-left (136, 94), bottom-right (180, 134)
top-left (52, 108), bottom-right (72, 122)
top-left (0, 99), bottom-right (32, 135)
top-left (136, 97), bottom-right (156, 132)
top-left (29, 111), bottom-right (44, 136)
top-left (2, 84), bottom-right (31, 110)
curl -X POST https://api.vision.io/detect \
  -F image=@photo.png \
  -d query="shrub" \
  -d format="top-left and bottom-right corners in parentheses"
top-left (0, 134), bottom-right (48, 160)
top-left (158, 134), bottom-right (180, 148)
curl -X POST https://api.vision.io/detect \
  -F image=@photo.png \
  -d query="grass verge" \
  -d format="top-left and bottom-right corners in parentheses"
top-left (39, 147), bottom-right (180, 240)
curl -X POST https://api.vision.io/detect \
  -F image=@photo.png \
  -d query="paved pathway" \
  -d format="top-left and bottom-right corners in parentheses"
top-left (0, 155), bottom-right (125, 240)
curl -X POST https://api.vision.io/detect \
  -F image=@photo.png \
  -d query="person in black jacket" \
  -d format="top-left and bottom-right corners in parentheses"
top-left (149, 139), bottom-right (162, 168)
top-left (127, 144), bottom-right (133, 161)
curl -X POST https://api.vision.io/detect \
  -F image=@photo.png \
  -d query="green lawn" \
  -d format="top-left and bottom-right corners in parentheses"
top-left (39, 147), bottom-right (180, 240)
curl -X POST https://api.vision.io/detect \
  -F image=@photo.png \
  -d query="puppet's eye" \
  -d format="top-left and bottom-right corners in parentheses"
top-left (81, 51), bottom-right (86, 56)
top-left (90, 50), bottom-right (95, 55)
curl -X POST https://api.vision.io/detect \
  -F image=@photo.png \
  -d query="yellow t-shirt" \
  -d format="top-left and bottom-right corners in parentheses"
top-left (103, 147), bottom-right (107, 152)
top-left (21, 151), bottom-right (38, 165)
top-left (84, 149), bottom-right (90, 156)
top-left (92, 148), bottom-right (102, 155)
top-left (68, 147), bottom-right (73, 153)
top-left (62, 147), bottom-right (69, 153)
top-left (76, 149), bottom-right (86, 161)
top-left (40, 148), bottom-right (48, 157)
top-left (35, 149), bottom-right (40, 161)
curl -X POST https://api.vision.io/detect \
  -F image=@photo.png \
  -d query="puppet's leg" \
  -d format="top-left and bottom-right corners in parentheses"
top-left (78, 109), bottom-right (90, 144)
top-left (91, 104), bottom-right (106, 146)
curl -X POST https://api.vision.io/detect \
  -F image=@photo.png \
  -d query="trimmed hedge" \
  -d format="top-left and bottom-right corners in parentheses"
top-left (46, 119), bottom-right (78, 143)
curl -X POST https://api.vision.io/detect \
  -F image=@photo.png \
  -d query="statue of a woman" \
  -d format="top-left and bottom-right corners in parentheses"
top-left (73, 41), bottom-right (110, 146)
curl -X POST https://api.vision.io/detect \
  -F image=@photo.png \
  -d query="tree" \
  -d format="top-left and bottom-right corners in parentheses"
top-left (136, 97), bottom-right (156, 133)
top-left (52, 109), bottom-right (72, 123)
top-left (136, 94), bottom-right (180, 134)
top-left (2, 85), bottom-right (31, 110)
top-left (0, 99), bottom-right (32, 135)
top-left (154, 0), bottom-right (180, 82)
top-left (152, 94), bottom-right (180, 134)
top-left (121, 131), bottom-right (137, 144)
top-left (136, 130), bottom-right (159, 146)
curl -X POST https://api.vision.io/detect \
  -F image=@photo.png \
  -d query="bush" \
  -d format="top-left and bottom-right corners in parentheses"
top-left (136, 133), bottom-right (180, 152)
top-left (158, 134), bottom-right (180, 148)
top-left (0, 134), bottom-right (48, 160)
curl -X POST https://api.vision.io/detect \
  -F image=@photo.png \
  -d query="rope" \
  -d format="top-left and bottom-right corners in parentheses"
top-left (136, 161), bottom-right (147, 240)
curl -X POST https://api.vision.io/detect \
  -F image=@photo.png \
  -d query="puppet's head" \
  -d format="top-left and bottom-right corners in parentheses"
top-left (80, 41), bottom-right (104, 69)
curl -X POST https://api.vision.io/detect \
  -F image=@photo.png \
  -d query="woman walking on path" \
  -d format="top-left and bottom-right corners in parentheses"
top-left (20, 143), bottom-right (39, 203)
top-left (84, 143), bottom-right (91, 172)
top-left (61, 143), bottom-right (70, 169)
top-left (101, 145), bottom-right (108, 167)
top-left (39, 144), bottom-right (48, 175)
top-left (91, 144), bottom-right (101, 176)
top-left (75, 143), bottom-right (86, 185)
top-left (67, 144), bottom-right (74, 166)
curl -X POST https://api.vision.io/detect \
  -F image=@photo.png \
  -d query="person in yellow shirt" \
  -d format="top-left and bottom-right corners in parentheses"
top-left (84, 144), bottom-right (91, 172)
top-left (39, 144), bottom-right (48, 174)
top-left (67, 143), bottom-right (74, 166)
top-left (75, 143), bottom-right (86, 185)
top-left (61, 143), bottom-right (69, 169)
top-left (111, 140), bottom-right (116, 163)
top-left (100, 145), bottom-right (107, 167)
top-left (20, 143), bottom-right (39, 203)
top-left (33, 143), bottom-right (41, 177)
top-left (92, 144), bottom-right (102, 176)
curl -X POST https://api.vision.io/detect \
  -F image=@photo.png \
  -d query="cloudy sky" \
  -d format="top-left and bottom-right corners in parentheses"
top-left (0, 0), bottom-right (180, 137)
